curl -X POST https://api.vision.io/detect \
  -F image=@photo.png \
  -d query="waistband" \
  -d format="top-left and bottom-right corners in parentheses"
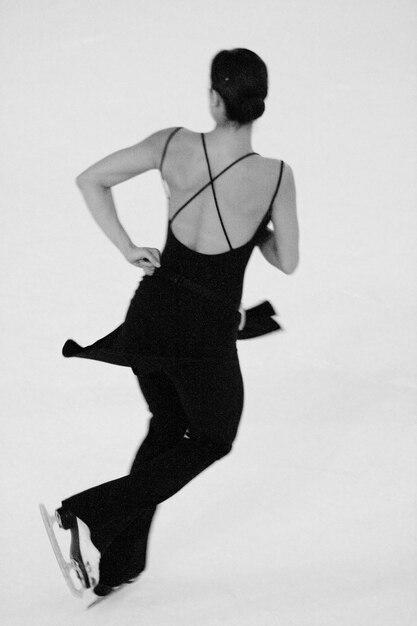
top-left (154, 268), bottom-right (240, 314)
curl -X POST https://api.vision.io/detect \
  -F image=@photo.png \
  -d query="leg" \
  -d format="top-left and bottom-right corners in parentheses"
top-left (97, 367), bottom-right (189, 585)
top-left (61, 355), bottom-right (244, 554)
top-left (130, 366), bottom-right (190, 470)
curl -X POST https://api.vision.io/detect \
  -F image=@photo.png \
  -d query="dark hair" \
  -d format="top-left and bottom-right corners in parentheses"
top-left (210, 48), bottom-right (268, 125)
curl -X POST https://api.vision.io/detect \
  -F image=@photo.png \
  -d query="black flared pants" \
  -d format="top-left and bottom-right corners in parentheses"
top-left (61, 353), bottom-right (244, 586)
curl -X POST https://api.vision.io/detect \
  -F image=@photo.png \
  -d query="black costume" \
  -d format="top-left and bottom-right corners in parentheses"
top-left (60, 128), bottom-right (285, 587)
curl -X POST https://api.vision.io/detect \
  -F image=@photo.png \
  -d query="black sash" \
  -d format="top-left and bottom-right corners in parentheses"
top-left (158, 269), bottom-right (282, 340)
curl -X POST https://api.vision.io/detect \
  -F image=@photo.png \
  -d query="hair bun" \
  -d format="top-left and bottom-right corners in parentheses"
top-left (211, 48), bottom-right (268, 125)
top-left (239, 96), bottom-right (265, 123)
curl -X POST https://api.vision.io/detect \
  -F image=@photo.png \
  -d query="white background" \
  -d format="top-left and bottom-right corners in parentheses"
top-left (1, 0), bottom-right (416, 624)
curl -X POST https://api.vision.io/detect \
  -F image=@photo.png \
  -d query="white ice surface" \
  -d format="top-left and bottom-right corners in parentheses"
top-left (1, 1), bottom-right (416, 624)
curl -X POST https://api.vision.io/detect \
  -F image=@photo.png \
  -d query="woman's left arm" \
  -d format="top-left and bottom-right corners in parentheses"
top-left (75, 130), bottom-right (168, 262)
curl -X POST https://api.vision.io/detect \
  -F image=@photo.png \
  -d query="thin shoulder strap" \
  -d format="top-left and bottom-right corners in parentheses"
top-left (159, 127), bottom-right (182, 173)
top-left (268, 160), bottom-right (285, 211)
top-left (201, 133), bottom-right (234, 249)
top-left (254, 160), bottom-right (286, 234)
top-left (169, 148), bottom-right (258, 225)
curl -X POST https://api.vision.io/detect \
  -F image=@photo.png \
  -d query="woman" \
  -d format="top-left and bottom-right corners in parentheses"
top-left (50, 48), bottom-right (299, 598)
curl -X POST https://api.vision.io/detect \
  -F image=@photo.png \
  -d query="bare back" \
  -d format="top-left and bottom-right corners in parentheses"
top-left (159, 127), bottom-right (283, 255)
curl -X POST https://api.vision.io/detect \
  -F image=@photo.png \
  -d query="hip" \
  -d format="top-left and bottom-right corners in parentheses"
top-left (120, 276), bottom-right (241, 358)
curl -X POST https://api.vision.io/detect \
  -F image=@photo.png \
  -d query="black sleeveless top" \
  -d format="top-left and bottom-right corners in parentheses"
top-left (62, 128), bottom-right (285, 366)
top-left (155, 127), bottom-right (285, 311)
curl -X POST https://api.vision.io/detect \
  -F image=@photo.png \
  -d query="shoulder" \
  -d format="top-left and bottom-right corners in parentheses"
top-left (144, 126), bottom-right (198, 146)
top-left (142, 127), bottom-right (200, 167)
top-left (140, 126), bottom-right (182, 153)
top-left (270, 159), bottom-right (296, 210)
top-left (258, 155), bottom-right (290, 170)
top-left (264, 157), bottom-right (295, 186)
top-left (250, 155), bottom-right (292, 185)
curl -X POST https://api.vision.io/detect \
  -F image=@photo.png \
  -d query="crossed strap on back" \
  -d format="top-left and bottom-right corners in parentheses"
top-left (200, 133), bottom-right (258, 250)
top-left (159, 127), bottom-right (285, 249)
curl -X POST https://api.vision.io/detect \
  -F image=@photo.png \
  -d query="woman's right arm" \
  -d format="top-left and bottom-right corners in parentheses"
top-left (74, 128), bottom-right (176, 269)
top-left (258, 163), bottom-right (299, 274)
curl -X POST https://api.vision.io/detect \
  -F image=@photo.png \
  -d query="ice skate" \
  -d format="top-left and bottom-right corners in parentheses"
top-left (39, 503), bottom-right (99, 598)
top-left (87, 577), bottom-right (139, 609)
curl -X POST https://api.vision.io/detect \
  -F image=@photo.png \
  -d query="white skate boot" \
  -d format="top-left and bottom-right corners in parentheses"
top-left (39, 503), bottom-right (100, 598)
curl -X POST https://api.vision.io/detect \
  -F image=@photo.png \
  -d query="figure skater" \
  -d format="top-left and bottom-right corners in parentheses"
top-left (42, 48), bottom-right (299, 599)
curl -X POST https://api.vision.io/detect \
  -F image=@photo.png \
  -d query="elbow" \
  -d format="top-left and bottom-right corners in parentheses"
top-left (271, 237), bottom-right (299, 274)
top-left (75, 173), bottom-right (89, 188)
top-left (76, 173), bottom-right (108, 190)
top-left (280, 253), bottom-right (299, 275)
top-left (75, 170), bottom-right (99, 188)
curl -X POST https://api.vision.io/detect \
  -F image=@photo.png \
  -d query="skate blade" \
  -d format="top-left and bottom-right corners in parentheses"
top-left (86, 583), bottom-right (127, 609)
top-left (39, 503), bottom-right (83, 598)
top-left (73, 558), bottom-right (98, 589)
top-left (71, 557), bottom-right (94, 590)
top-left (76, 517), bottom-right (100, 587)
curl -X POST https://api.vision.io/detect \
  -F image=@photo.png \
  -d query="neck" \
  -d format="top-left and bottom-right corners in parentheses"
top-left (208, 121), bottom-right (253, 153)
